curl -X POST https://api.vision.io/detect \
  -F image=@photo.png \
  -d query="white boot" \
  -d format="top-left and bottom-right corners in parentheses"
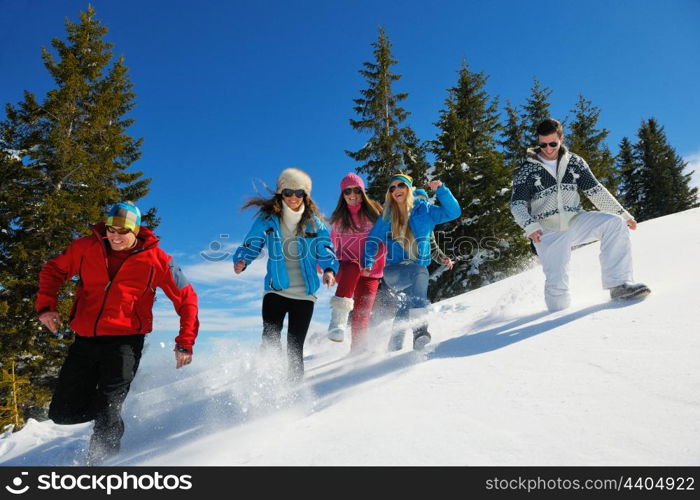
top-left (328, 296), bottom-right (354, 342)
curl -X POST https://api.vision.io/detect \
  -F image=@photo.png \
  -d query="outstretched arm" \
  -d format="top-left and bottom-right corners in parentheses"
top-left (158, 255), bottom-right (199, 368)
top-left (232, 216), bottom-right (268, 274)
top-left (576, 158), bottom-right (634, 222)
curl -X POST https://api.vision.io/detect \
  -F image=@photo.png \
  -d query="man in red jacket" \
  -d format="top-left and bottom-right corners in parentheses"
top-left (36, 202), bottom-right (199, 465)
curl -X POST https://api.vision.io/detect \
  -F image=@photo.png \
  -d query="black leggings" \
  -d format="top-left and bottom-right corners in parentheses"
top-left (48, 334), bottom-right (144, 459)
top-left (261, 293), bottom-right (314, 381)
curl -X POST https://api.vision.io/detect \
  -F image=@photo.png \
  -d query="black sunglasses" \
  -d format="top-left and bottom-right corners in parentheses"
top-left (281, 189), bottom-right (306, 198)
top-left (388, 182), bottom-right (408, 193)
top-left (343, 187), bottom-right (362, 195)
top-left (539, 141), bottom-right (560, 149)
top-left (106, 225), bottom-right (132, 235)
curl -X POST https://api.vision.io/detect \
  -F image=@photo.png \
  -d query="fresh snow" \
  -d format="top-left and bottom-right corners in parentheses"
top-left (1, 208), bottom-right (699, 466)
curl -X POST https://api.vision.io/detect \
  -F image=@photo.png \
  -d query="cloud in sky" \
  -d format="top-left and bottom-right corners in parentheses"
top-left (153, 307), bottom-right (263, 333)
top-left (183, 252), bottom-right (267, 285)
top-left (684, 150), bottom-right (700, 189)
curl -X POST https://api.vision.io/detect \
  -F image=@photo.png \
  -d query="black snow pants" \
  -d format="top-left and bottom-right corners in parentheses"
top-left (48, 333), bottom-right (145, 463)
top-left (261, 292), bottom-right (314, 382)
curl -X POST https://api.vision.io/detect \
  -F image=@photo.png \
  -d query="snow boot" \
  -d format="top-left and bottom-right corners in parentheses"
top-left (328, 296), bottom-right (354, 342)
top-left (387, 330), bottom-right (405, 352)
top-left (409, 307), bottom-right (431, 350)
top-left (86, 421), bottom-right (122, 466)
top-left (609, 282), bottom-right (651, 301)
top-left (412, 327), bottom-right (432, 351)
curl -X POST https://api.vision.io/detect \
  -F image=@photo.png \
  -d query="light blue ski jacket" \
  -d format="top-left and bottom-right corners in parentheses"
top-left (362, 185), bottom-right (461, 268)
top-left (233, 213), bottom-right (339, 296)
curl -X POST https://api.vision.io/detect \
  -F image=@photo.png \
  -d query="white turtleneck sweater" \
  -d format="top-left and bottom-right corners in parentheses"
top-left (264, 202), bottom-right (316, 302)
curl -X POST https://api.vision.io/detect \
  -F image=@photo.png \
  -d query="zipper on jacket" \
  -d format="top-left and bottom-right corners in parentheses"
top-left (133, 265), bottom-right (155, 333)
top-left (299, 236), bottom-right (314, 296)
top-left (93, 236), bottom-right (148, 336)
top-left (556, 154), bottom-right (571, 231)
top-left (142, 266), bottom-right (155, 295)
top-left (93, 280), bottom-right (112, 336)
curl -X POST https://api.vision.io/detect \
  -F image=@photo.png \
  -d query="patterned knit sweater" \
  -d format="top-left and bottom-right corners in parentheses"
top-left (510, 146), bottom-right (633, 236)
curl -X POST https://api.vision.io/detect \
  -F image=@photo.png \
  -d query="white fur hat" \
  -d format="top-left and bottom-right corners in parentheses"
top-left (276, 168), bottom-right (312, 195)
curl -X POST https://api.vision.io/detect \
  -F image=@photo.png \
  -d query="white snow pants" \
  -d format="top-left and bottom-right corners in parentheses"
top-left (533, 212), bottom-right (634, 312)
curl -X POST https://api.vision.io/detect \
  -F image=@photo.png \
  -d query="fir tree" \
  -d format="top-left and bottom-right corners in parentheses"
top-left (632, 118), bottom-right (699, 221)
top-left (400, 127), bottom-right (430, 188)
top-left (616, 137), bottom-right (643, 218)
top-left (500, 78), bottom-right (552, 170)
top-left (566, 94), bottom-right (619, 208)
top-left (429, 61), bottom-right (530, 300)
top-left (521, 78), bottom-right (553, 147)
top-left (346, 27), bottom-right (426, 200)
top-left (501, 100), bottom-right (526, 171)
top-left (0, 6), bottom-right (155, 429)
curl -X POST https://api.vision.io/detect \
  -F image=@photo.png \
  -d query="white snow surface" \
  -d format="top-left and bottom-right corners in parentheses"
top-left (1, 209), bottom-right (699, 466)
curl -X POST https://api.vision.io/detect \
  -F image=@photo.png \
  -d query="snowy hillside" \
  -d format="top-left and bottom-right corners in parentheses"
top-left (2, 208), bottom-right (699, 466)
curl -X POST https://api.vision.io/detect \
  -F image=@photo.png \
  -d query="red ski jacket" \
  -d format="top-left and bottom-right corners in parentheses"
top-left (36, 223), bottom-right (199, 351)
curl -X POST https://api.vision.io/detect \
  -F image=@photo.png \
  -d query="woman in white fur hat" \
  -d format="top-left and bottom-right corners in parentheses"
top-left (232, 168), bottom-right (338, 382)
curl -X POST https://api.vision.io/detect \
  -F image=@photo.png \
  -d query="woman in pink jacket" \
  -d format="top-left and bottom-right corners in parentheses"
top-left (327, 173), bottom-right (386, 351)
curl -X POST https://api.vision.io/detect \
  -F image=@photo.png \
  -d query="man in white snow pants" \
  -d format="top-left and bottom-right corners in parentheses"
top-left (510, 118), bottom-right (650, 311)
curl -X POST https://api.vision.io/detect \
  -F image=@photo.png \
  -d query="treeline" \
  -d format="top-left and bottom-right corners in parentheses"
top-left (344, 28), bottom-right (698, 301)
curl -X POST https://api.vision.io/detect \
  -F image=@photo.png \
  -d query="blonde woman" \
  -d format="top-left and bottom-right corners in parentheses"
top-left (362, 174), bottom-right (461, 351)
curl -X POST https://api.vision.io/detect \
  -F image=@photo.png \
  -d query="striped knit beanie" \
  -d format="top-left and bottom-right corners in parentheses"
top-left (389, 173), bottom-right (413, 188)
top-left (105, 202), bottom-right (141, 235)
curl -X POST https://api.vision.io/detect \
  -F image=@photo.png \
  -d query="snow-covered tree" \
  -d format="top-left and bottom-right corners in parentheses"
top-left (429, 61), bottom-right (530, 300)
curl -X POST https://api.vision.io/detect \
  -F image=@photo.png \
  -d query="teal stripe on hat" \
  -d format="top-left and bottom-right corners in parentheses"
top-left (389, 174), bottom-right (413, 187)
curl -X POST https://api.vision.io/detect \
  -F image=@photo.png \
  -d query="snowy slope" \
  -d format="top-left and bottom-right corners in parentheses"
top-left (1, 208), bottom-right (699, 466)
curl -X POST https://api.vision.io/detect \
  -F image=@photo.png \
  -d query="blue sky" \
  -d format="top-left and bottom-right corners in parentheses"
top-left (2, 0), bottom-right (699, 348)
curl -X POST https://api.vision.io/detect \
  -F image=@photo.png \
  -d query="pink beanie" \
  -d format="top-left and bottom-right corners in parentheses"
top-left (340, 173), bottom-right (365, 192)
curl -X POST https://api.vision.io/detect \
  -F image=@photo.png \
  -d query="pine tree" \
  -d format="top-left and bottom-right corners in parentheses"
top-left (400, 127), bottom-right (430, 188)
top-left (521, 78), bottom-right (553, 147)
top-left (0, 6), bottom-right (155, 428)
top-left (632, 118), bottom-right (699, 221)
top-left (566, 94), bottom-right (619, 209)
top-left (346, 27), bottom-right (426, 200)
top-left (501, 100), bottom-right (526, 171)
top-left (500, 78), bottom-right (552, 170)
top-left (428, 61), bottom-right (531, 300)
top-left (616, 137), bottom-right (643, 218)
